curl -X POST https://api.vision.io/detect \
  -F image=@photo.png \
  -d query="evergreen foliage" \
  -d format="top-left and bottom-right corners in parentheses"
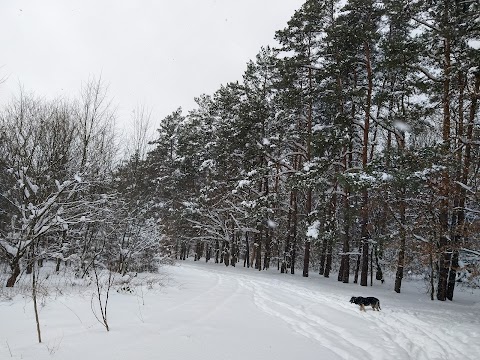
top-left (1, 0), bottom-right (479, 300)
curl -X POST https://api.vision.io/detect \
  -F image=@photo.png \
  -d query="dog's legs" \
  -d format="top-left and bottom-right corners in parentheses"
top-left (360, 304), bottom-right (366, 312)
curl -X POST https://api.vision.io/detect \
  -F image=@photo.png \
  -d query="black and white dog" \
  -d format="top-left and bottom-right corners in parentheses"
top-left (350, 296), bottom-right (381, 312)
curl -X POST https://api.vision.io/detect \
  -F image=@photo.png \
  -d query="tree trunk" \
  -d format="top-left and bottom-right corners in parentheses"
top-left (194, 240), bottom-right (200, 261)
top-left (437, 29), bottom-right (452, 301)
top-left (223, 241), bottom-right (230, 266)
top-left (360, 192), bottom-right (370, 287)
top-left (282, 192), bottom-right (294, 273)
top-left (354, 253), bottom-right (361, 284)
top-left (291, 190), bottom-right (298, 275)
top-left (263, 227), bottom-right (271, 270)
top-left (340, 172), bottom-right (351, 283)
top-left (32, 249), bottom-right (42, 343)
top-left (430, 246), bottom-right (435, 301)
top-left (56, 258), bottom-right (62, 272)
top-left (319, 238), bottom-right (327, 276)
top-left (375, 247), bottom-right (384, 283)
top-left (6, 260), bottom-right (21, 287)
top-left (244, 233), bottom-right (250, 268)
top-left (360, 40), bottom-right (373, 287)
top-left (324, 238), bottom-right (333, 278)
top-left (256, 230), bottom-right (262, 271)
top-left (302, 241), bottom-right (311, 277)
top-left (394, 188), bottom-right (407, 293)
top-left (303, 64), bottom-right (313, 278)
top-left (26, 260), bottom-right (33, 275)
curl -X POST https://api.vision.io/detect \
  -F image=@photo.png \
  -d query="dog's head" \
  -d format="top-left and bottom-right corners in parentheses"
top-left (350, 296), bottom-right (357, 304)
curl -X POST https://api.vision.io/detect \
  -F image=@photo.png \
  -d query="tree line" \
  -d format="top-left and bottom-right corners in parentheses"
top-left (1, 0), bottom-right (479, 302)
top-left (0, 79), bottom-right (162, 288)
top-left (137, 0), bottom-right (479, 301)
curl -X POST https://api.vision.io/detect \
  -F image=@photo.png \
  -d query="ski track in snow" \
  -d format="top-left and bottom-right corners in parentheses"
top-left (243, 279), bottom-right (372, 359)
top-left (184, 263), bottom-right (480, 360)
top-left (162, 270), bottom-right (242, 333)
top-left (2, 261), bottom-right (479, 360)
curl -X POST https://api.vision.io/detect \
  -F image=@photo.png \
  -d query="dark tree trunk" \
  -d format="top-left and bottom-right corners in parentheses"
top-left (430, 240), bottom-right (435, 301)
top-left (360, 214), bottom-right (369, 286)
top-left (194, 240), bottom-right (200, 261)
top-left (26, 247), bottom-right (34, 274)
top-left (244, 233), bottom-right (250, 268)
top-left (302, 64), bottom-right (313, 278)
top-left (291, 190), bottom-right (298, 275)
top-left (231, 239), bottom-right (236, 267)
top-left (359, 39), bottom-right (373, 287)
top-left (375, 247), bottom-right (384, 283)
top-left (180, 242), bottom-right (187, 260)
top-left (6, 260), bottom-right (21, 287)
top-left (394, 190), bottom-right (407, 293)
top-left (319, 238), bottom-right (327, 276)
top-left (321, 194), bottom-right (336, 277)
top-left (324, 238), bottom-right (333, 278)
top-left (302, 241), bottom-right (311, 278)
top-left (282, 192), bottom-right (294, 273)
top-left (354, 253), bottom-right (361, 284)
top-left (341, 201), bottom-right (352, 283)
top-left (223, 241), bottom-right (230, 266)
top-left (437, 33), bottom-right (452, 302)
top-left (263, 228), bottom-right (271, 270)
top-left (256, 230), bottom-right (262, 271)
top-left (215, 239), bottom-right (220, 263)
top-left (370, 248), bottom-right (374, 286)
top-left (206, 244), bottom-right (211, 262)
top-left (26, 260), bottom-right (33, 275)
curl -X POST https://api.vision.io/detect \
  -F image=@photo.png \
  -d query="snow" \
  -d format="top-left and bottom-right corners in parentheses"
top-left (306, 220), bottom-right (320, 239)
top-left (267, 219), bottom-right (278, 229)
top-left (1, 261), bottom-right (479, 360)
top-left (467, 39), bottom-right (480, 50)
top-left (237, 179), bottom-right (251, 188)
top-left (393, 121), bottom-right (411, 133)
top-left (412, 165), bottom-right (446, 180)
top-left (199, 159), bottom-right (216, 171)
top-left (0, 239), bottom-right (18, 256)
top-left (312, 124), bottom-right (329, 133)
top-left (379, 172), bottom-right (393, 181)
top-left (303, 161), bottom-right (315, 172)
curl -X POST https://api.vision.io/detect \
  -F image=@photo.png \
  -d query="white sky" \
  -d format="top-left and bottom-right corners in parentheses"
top-left (0, 0), bottom-right (304, 136)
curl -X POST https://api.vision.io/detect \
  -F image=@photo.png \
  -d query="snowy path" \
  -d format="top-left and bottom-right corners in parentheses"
top-left (179, 262), bottom-right (480, 360)
top-left (1, 260), bottom-right (479, 360)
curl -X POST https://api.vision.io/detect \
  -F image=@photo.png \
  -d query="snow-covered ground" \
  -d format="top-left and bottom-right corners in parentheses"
top-left (1, 260), bottom-right (479, 360)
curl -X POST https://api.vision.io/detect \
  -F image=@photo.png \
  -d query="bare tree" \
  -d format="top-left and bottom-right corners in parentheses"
top-left (73, 76), bottom-right (117, 175)
top-left (127, 104), bottom-right (153, 161)
top-left (0, 89), bottom-right (117, 286)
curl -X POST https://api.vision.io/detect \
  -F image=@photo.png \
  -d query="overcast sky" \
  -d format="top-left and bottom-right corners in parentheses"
top-left (0, 0), bottom-right (304, 136)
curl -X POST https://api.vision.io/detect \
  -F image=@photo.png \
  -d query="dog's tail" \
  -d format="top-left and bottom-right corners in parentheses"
top-left (377, 300), bottom-right (381, 311)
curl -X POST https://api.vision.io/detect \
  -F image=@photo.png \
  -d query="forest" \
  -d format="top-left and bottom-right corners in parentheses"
top-left (1, 0), bottom-right (479, 305)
